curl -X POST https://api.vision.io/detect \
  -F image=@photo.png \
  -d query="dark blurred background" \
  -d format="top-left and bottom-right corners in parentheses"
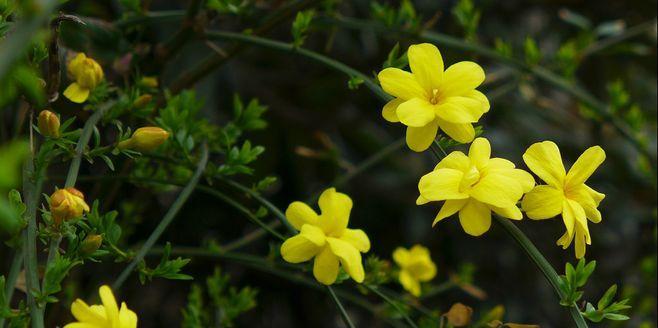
top-left (2, 0), bottom-right (657, 327)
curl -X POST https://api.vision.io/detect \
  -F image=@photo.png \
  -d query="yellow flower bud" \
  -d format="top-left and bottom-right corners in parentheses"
top-left (50, 187), bottom-right (90, 225)
top-left (63, 53), bottom-right (104, 103)
top-left (37, 110), bottom-right (60, 138)
top-left (80, 234), bottom-right (103, 256)
top-left (140, 76), bottom-right (158, 88)
top-left (118, 127), bottom-right (170, 152)
top-left (132, 94), bottom-right (153, 108)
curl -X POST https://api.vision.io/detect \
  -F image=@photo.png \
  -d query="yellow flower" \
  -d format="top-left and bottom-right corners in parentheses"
top-left (37, 110), bottom-right (60, 138)
top-left (117, 127), bottom-right (170, 152)
top-left (417, 138), bottom-right (535, 236)
top-left (521, 141), bottom-right (606, 259)
top-left (280, 188), bottom-right (370, 285)
top-left (377, 43), bottom-right (489, 152)
top-left (139, 76), bottom-right (158, 88)
top-left (392, 245), bottom-right (436, 296)
top-left (63, 53), bottom-right (104, 103)
top-left (50, 187), bottom-right (90, 225)
top-left (65, 285), bottom-right (137, 328)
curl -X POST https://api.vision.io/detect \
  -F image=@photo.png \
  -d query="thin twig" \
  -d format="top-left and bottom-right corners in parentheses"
top-left (327, 285), bottom-right (357, 328)
top-left (112, 144), bottom-right (209, 289)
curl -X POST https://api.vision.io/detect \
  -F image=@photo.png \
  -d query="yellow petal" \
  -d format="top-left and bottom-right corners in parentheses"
top-left (508, 169), bottom-right (536, 193)
top-left (435, 96), bottom-right (485, 123)
top-left (585, 185), bottom-right (605, 205)
top-left (486, 158), bottom-right (515, 171)
top-left (318, 188), bottom-right (353, 236)
top-left (399, 270), bottom-right (421, 296)
top-left (382, 98), bottom-right (404, 122)
top-left (378, 67), bottom-right (426, 100)
top-left (280, 225), bottom-right (326, 263)
top-left (565, 146), bottom-right (606, 188)
top-left (392, 247), bottom-right (410, 266)
top-left (285, 201), bottom-right (319, 231)
top-left (99, 286), bottom-right (119, 325)
top-left (562, 199), bottom-right (586, 238)
top-left (522, 141), bottom-right (566, 187)
top-left (574, 228), bottom-right (587, 259)
top-left (468, 137), bottom-right (490, 170)
top-left (439, 61), bottom-right (485, 97)
top-left (436, 118), bottom-right (475, 144)
top-left (67, 53), bottom-right (86, 77)
top-left (434, 151), bottom-right (471, 172)
top-left (418, 168), bottom-right (469, 201)
top-left (340, 229), bottom-right (370, 252)
top-left (327, 237), bottom-right (365, 283)
top-left (521, 185), bottom-right (564, 220)
top-left (416, 194), bottom-right (431, 205)
top-left (463, 89), bottom-right (490, 112)
top-left (118, 302), bottom-right (138, 328)
top-left (313, 247), bottom-right (340, 285)
top-left (64, 323), bottom-right (99, 328)
top-left (490, 205), bottom-right (523, 220)
top-left (63, 83), bottom-right (90, 103)
top-left (408, 43), bottom-right (444, 90)
top-left (557, 230), bottom-right (574, 249)
top-left (568, 185), bottom-right (603, 223)
top-left (458, 199), bottom-right (492, 236)
top-left (432, 199), bottom-right (468, 226)
top-left (71, 299), bottom-right (106, 324)
top-left (406, 120), bottom-right (439, 152)
top-left (397, 98), bottom-right (437, 127)
top-left (469, 173), bottom-right (523, 208)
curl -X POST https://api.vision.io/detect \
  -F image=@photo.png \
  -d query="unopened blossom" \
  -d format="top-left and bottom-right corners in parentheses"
top-left (378, 43), bottom-right (489, 151)
top-left (392, 245), bottom-right (437, 296)
top-left (64, 285), bottom-right (137, 328)
top-left (117, 127), bottom-right (169, 152)
top-left (417, 138), bottom-right (534, 236)
top-left (521, 141), bottom-right (606, 258)
top-left (50, 187), bottom-right (90, 225)
top-left (37, 110), bottom-right (60, 138)
top-left (63, 53), bottom-right (104, 103)
top-left (280, 188), bottom-right (370, 285)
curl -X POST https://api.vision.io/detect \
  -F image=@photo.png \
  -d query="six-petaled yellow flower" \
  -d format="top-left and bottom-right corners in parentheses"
top-left (64, 53), bottom-right (104, 103)
top-left (50, 187), bottom-right (90, 225)
top-left (521, 141), bottom-right (606, 259)
top-left (393, 245), bottom-right (437, 296)
top-left (280, 188), bottom-right (370, 285)
top-left (65, 285), bottom-right (137, 328)
top-left (417, 137), bottom-right (535, 236)
top-left (378, 43), bottom-right (489, 151)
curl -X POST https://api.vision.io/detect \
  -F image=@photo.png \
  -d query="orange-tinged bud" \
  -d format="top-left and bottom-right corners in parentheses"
top-left (118, 127), bottom-right (169, 152)
top-left (444, 303), bottom-right (473, 327)
top-left (37, 110), bottom-right (60, 138)
top-left (50, 187), bottom-right (90, 225)
top-left (132, 94), bottom-right (153, 108)
top-left (80, 234), bottom-right (103, 256)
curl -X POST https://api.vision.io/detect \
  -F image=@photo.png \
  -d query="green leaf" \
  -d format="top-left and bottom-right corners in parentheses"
top-left (598, 284), bottom-right (617, 309)
top-left (291, 10), bottom-right (315, 48)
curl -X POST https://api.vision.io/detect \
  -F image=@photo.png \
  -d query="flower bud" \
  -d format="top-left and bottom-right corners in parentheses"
top-left (444, 303), bottom-right (473, 327)
top-left (132, 94), bottom-right (153, 108)
top-left (139, 76), bottom-right (158, 88)
top-left (50, 187), bottom-right (90, 225)
top-left (79, 234), bottom-right (103, 256)
top-left (37, 110), bottom-right (60, 138)
top-left (118, 127), bottom-right (170, 152)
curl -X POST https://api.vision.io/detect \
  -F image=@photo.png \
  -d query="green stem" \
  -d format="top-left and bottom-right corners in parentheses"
top-left (327, 285), bottom-right (356, 328)
top-left (64, 102), bottom-right (113, 188)
top-left (217, 177), bottom-right (297, 234)
top-left (495, 217), bottom-right (588, 327)
top-left (21, 146), bottom-right (45, 328)
top-left (112, 144), bottom-right (209, 289)
top-left (113, 10), bottom-right (185, 28)
top-left (204, 30), bottom-right (390, 102)
top-left (365, 285), bottom-right (419, 328)
top-left (0, 248), bottom-right (24, 328)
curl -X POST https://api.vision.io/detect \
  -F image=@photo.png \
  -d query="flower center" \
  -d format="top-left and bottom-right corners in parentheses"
top-left (460, 164), bottom-right (481, 191)
top-left (429, 89), bottom-right (441, 105)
